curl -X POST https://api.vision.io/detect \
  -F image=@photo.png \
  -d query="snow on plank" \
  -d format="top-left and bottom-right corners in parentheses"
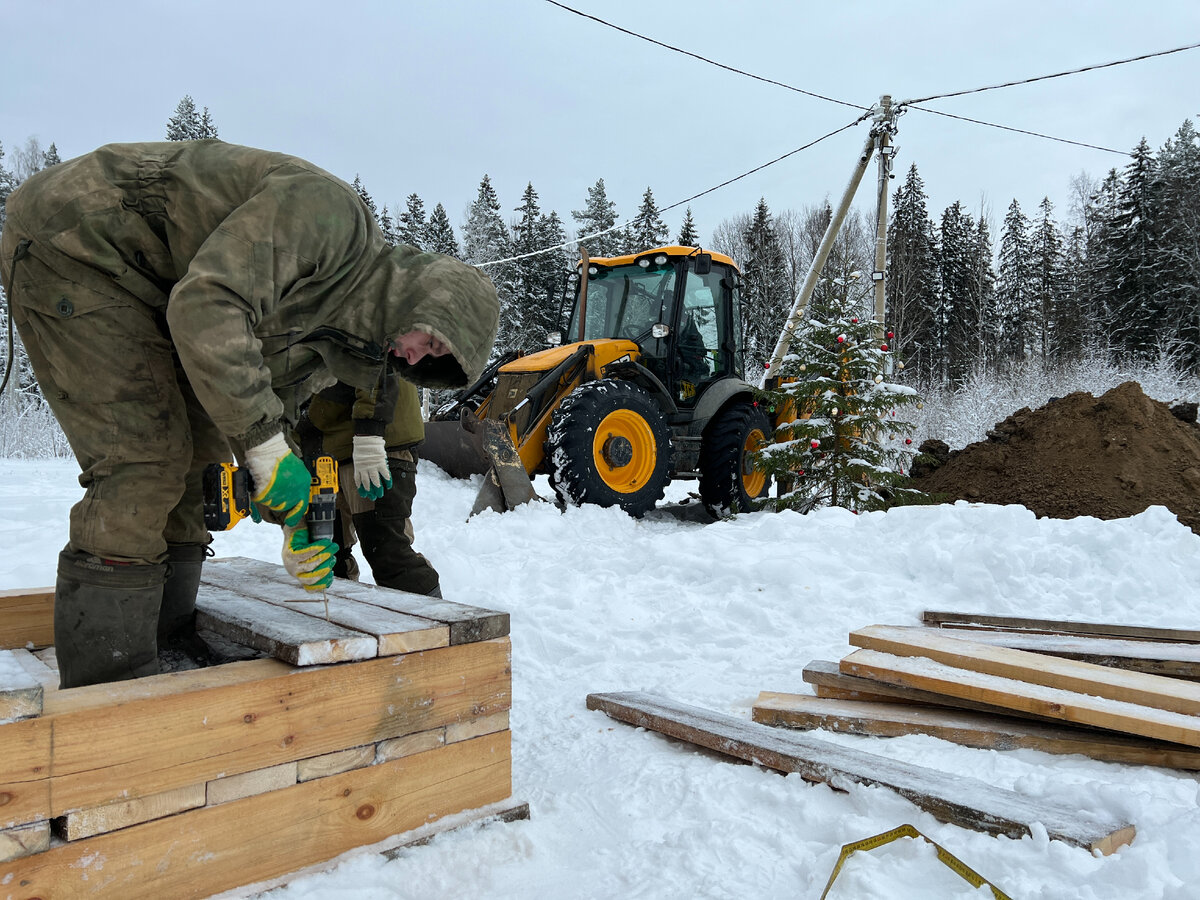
top-left (586, 691), bottom-right (1135, 854)
top-left (850, 625), bottom-right (1200, 716)
top-left (841, 648), bottom-right (1200, 747)
top-left (923, 610), bottom-right (1200, 644)
top-left (209, 556), bottom-right (509, 645)
top-left (196, 586), bottom-right (376, 666)
top-left (904, 627), bottom-right (1200, 679)
top-left (0, 650), bottom-right (42, 721)
top-left (201, 559), bottom-right (449, 656)
top-left (753, 692), bottom-right (1200, 770)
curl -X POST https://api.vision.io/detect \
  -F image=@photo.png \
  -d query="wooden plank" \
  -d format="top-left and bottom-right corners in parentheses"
top-left (0, 587), bottom-right (53, 651)
top-left (448, 710), bottom-right (510, 744)
top-left (56, 783), bottom-right (207, 841)
top-left (376, 728), bottom-right (446, 763)
top-left (0, 820), bottom-right (49, 863)
top-left (200, 563), bottom-right (450, 656)
top-left (842, 648), bottom-right (1200, 747)
top-left (753, 692), bottom-right (1200, 769)
top-left (0, 731), bottom-right (512, 900)
top-left (207, 761), bottom-right (298, 806)
top-left (209, 556), bottom-right (510, 644)
top-left (851, 625), bottom-right (1200, 717)
top-left (0, 717), bottom-right (52, 830)
top-left (27, 638), bottom-right (510, 816)
top-left (196, 584), bottom-right (377, 666)
top-left (0, 650), bottom-right (43, 721)
top-left (923, 610), bottom-right (1200, 644)
top-left (586, 691), bottom-right (1134, 854)
top-left (803, 660), bottom-right (1073, 725)
top-left (296, 745), bottom-right (376, 783)
top-left (908, 627), bottom-right (1200, 679)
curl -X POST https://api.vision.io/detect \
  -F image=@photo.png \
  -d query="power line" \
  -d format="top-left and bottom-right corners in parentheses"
top-left (901, 40), bottom-right (1200, 106)
top-left (477, 114), bottom-right (869, 267)
top-left (543, 0), bottom-right (867, 113)
top-left (906, 104), bottom-right (1129, 156)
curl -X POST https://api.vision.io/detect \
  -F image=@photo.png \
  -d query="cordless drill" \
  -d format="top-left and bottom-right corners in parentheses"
top-left (202, 456), bottom-right (339, 542)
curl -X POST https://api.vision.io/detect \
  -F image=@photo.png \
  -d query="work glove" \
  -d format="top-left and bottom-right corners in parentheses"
top-left (244, 433), bottom-right (311, 527)
top-left (352, 434), bottom-right (392, 500)
top-left (281, 525), bottom-right (338, 592)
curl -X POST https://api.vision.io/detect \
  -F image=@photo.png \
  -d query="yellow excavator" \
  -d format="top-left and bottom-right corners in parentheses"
top-left (422, 245), bottom-right (774, 518)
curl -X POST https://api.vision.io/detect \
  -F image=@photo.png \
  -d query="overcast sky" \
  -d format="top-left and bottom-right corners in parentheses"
top-left (3, 1), bottom-right (1198, 251)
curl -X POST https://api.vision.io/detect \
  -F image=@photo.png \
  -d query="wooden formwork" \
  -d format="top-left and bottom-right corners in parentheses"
top-left (0, 557), bottom-right (517, 899)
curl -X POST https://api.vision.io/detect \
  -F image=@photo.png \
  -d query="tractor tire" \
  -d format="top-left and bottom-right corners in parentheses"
top-left (699, 403), bottom-right (772, 517)
top-left (545, 380), bottom-right (671, 517)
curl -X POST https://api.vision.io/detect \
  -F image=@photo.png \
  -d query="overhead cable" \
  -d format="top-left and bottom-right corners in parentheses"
top-left (906, 104), bottom-right (1129, 156)
top-left (476, 114), bottom-right (869, 267)
top-left (902, 40), bottom-right (1200, 106)
top-left (543, 0), bottom-right (868, 113)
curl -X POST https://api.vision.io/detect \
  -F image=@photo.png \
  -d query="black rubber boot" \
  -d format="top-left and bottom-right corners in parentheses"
top-left (55, 550), bottom-right (166, 689)
top-left (158, 542), bottom-right (218, 668)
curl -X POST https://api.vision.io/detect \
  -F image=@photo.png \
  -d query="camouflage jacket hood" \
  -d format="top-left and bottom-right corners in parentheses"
top-left (1, 140), bottom-right (499, 448)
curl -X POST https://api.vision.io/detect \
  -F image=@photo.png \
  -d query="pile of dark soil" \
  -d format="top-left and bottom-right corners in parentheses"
top-left (907, 381), bottom-right (1200, 535)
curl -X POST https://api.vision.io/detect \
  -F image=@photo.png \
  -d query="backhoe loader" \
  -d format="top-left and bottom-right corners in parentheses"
top-left (423, 245), bottom-right (774, 518)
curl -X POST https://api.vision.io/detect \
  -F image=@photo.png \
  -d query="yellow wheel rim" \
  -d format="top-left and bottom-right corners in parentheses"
top-left (741, 426), bottom-right (768, 498)
top-left (592, 408), bottom-right (659, 494)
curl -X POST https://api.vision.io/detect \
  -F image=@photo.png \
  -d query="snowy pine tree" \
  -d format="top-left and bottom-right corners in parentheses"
top-left (676, 207), bottom-right (699, 246)
top-left (885, 164), bottom-right (939, 383)
top-left (996, 199), bottom-right (1033, 362)
top-left (1030, 197), bottom-right (1067, 362)
top-left (740, 198), bottom-right (793, 371)
top-left (509, 182), bottom-right (567, 351)
top-left (461, 175), bottom-right (516, 354)
top-left (628, 187), bottom-right (669, 251)
top-left (41, 143), bottom-right (61, 167)
top-left (571, 178), bottom-right (624, 257)
top-left (426, 203), bottom-right (460, 258)
top-left (166, 95), bottom-right (218, 140)
top-left (398, 193), bottom-right (427, 249)
top-left (351, 175), bottom-right (380, 228)
top-left (1103, 138), bottom-right (1161, 360)
top-left (378, 205), bottom-right (398, 246)
top-left (755, 276), bottom-right (924, 513)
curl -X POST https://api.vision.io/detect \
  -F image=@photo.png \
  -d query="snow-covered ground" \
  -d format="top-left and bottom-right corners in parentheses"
top-left (3, 457), bottom-right (1200, 899)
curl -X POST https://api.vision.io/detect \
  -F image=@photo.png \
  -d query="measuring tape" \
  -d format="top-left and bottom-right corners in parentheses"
top-left (819, 824), bottom-right (1013, 900)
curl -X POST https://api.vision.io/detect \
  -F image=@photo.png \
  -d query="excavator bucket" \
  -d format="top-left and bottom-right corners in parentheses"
top-left (423, 413), bottom-right (540, 516)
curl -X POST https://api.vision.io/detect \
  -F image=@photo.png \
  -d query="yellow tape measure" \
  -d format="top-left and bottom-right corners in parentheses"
top-left (819, 824), bottom-right (1012, 900)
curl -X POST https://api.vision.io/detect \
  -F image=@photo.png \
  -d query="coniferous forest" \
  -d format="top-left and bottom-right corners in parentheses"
top-left (1, 97), bottom-right (1198, 457)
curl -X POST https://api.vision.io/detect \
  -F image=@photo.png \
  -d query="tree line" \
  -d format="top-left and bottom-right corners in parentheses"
top-left (3, 95), bottom-right (1199, 423)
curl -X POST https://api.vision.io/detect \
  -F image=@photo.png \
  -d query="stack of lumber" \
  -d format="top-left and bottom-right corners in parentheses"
top-left (0, 556), bottom-right (523, 898)
top-left (752, 611), bottom-right (1200, 770)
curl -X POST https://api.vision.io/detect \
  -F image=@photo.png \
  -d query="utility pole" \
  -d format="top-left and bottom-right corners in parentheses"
top-left (760, 96), bottom-right (900, 388)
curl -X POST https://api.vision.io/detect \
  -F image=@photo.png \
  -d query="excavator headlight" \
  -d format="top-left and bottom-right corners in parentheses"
top-left (588, 265), bottom-right (598, 276)
top-left (653, 254), bottom-right (668, 265)
top-left (547, 331), bottom-right (563, 346)
top-left (651, 323), bottom-right (670, 339)
top-left (638, 258), bottom-right (650, 268)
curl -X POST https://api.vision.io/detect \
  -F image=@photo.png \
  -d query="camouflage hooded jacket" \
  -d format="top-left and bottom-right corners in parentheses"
top-left (0, 140), bottom-right (499, 450)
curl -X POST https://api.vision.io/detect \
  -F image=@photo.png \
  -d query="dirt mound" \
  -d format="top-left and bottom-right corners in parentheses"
top-left (908, 381), bottom-right (1200, 534)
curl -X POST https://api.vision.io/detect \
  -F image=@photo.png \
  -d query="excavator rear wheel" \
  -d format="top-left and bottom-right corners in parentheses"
top-left (545, 380), bottom-right (671, 517)
top-left (699, 403), bottom-right (772, 517)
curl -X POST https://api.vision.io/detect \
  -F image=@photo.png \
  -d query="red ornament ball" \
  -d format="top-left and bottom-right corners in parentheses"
top-left (905, 438), bottom-right (913, 445)
top-left (810, 439), bottom-right (820, 449)
top-left (837, 334), bottom-right (846, 343)
top-left (887, 331), bottom-right (894, 339)
top-left (881, 343), bottom-right (889, 351)
top-left (851, 317), bottom-right (859, 323)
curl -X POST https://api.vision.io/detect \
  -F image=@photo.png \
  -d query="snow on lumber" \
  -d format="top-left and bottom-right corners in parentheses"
top-left (752, 692), bottom-right (1200, 770)
top-left (841, 648), bottom-right (1200, 747)
top-left (585, 691), bottom-right (1135, 854)
top-left (922, 610), bottom-right (1200, 644)
top-left (0, 649), bottom-right (42, 722)
top-left (849, 625), bottom-right (1200, 716)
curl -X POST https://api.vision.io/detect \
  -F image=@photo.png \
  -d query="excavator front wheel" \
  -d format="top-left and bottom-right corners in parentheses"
top-left (545, 380), bottom-right (671, 517)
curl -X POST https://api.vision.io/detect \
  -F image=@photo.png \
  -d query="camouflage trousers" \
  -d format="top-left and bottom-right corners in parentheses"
top-left (334, 450), bottom-right (441, 596)
top-left (5, 244), bottom-right (230, 564)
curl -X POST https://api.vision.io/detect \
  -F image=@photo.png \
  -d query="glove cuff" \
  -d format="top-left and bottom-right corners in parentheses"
top-left (244, 432), bottom-right (291, 487)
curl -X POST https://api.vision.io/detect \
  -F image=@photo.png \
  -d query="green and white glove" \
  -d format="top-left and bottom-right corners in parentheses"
top-left (281, 525), bottom-right (338, 592)
top-left (352, 434), bottom-right (392, 500)
top-left (244, 433), bottom-right (310, 527)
